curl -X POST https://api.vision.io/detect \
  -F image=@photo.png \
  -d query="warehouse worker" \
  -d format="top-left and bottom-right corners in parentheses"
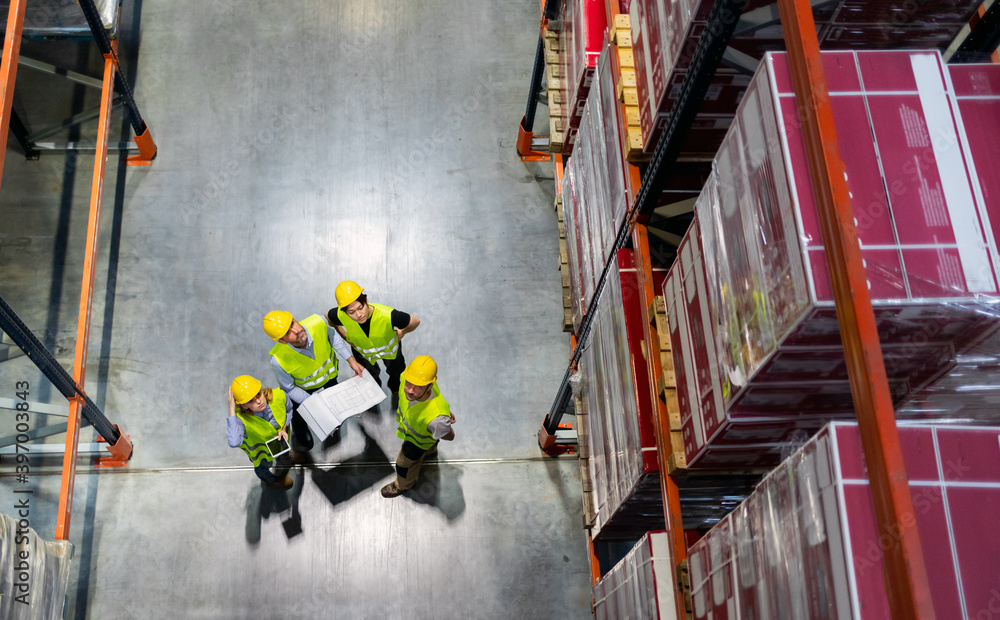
top-left (327, 281), bottom-right (420, 409)
top-left (263, 310), bottom-right (365, 453)
top-left (227, 375), bottom-right (294, 489)
top-left (381, 356), bottom-right (456, 498)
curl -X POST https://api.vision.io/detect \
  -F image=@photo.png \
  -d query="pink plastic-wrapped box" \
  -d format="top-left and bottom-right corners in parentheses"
top-left (665, 50), bottom-right (1000, 468)
top-left (628, 0), bottom-right (985, 157)
top-left (560, 0), bottom-right (608, 144)
top-left (593, 530), bottom-right (678, 619)
top-left (562, 48), bottom-right (630, 331)
top-left (688, 422), bottom-right (1000, 619)
top-left (581, 250), bottom-right (664, 540)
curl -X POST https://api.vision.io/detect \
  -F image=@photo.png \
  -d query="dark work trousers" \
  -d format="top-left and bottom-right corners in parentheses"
top-left (352, 350), bottom-right (406, 395)
top-left (288, 375), bottom-right (340, 451)
top-left (394, 440), bottom-right (437, 491)
top-left (254, 452), bottom-right (293, 483)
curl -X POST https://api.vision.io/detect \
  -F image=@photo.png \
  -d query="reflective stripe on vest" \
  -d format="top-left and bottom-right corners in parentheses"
top-left (396, 382), bottom-right (450, 450)
top-left (269, 314), bottom-right (339, 389)
top-left (337, 302), bottom-right (400, 364)
top-left (238, 389), bottom-right (288, 466)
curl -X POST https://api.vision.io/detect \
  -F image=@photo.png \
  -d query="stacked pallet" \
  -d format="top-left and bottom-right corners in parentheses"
top-left (555, 193), bottom-right (573, 332)
top-left (609, 14), bottom-right (645, 163)
top-left (544, 26), bottom-right (566, 153)
top-left (649, 295), bottom-right (685, 474)
top-left (575, 393), bottom-right (595, 528)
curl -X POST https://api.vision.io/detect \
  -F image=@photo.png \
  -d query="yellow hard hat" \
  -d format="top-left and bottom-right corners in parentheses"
top-left (335, 281), bottom-right (364, 309)
top-left (402, 355), bottom-right (437, 386)
top-left (263, 310), bottom-right (292, 340)
top-left (231, 375), bottom-right (262, 405)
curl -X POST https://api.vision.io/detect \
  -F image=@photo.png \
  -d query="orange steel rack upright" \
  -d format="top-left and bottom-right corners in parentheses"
top-left (0, 0), bottom-right (156, 541)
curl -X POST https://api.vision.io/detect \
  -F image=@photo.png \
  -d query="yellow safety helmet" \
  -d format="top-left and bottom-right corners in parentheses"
top-left (402, 355), bottom-right (437, 386)
top-left (262, 310), bottom-right (293, 340)
top-left (231, 375), bottom-right (262, 405)
top-left (335, 280), bottom-right (364, 309)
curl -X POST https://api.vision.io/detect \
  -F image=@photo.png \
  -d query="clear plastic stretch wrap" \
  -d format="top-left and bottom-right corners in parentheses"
top-left (593, 531), bottom-right (677, 619)
top-left (0, 513), bottom-right (74, 619)
top-left (687, 422), bottom-right (1000, 619)
top-left (583, 250), bottom-right (665, 540)
top-left (664, 50), bottom-right (1000, 468)
top-left (0, 0), bottom-right (120, 39)
top-left (628, 0), bottom-right (987, 157)
top-left (562, 47), bottom-right (631, 332)
top-left (560, 0), bottom-right (608, 151)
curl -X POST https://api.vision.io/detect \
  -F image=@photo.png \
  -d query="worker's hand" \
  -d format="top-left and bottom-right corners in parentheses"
top-left (278, 428), bottom-right (288, 443)
top-left (348, 357), bottom-right (365, 377)
top-left (227, 388), bottom-right (236, 416)
top-left (449, 413), bottom-right (456, 424)
top-left (395, 327), bottom-right (405, 341)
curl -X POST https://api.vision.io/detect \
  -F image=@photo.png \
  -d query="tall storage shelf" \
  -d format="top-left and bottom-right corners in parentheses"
top-left (531, 0), bottom-right (1000, 617)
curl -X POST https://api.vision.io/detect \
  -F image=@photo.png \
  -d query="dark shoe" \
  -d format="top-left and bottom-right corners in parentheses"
top-left (391, 393), bottom-right (399, 410)
top-left (380, 482), bottom-right (404, 498)
top-left (263, 476), bottom-right (293, 489)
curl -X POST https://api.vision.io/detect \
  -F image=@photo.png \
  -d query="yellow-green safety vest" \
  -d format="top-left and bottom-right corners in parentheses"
top-left (269, 314), bottom-right (339, 390)
top-left (337, 302), bottom-right (400, 364)
top-left (237, 389), bottom-right (288, 466)
top-left (396, 382), bottom-right (450, 450)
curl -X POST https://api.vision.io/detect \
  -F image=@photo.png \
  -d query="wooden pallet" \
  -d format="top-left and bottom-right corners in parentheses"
top-left (576, 394), bottom-right (595, 528)
top-left (556, 195), bottom-right (573, 332)
top-left (677, 559), bottom-right (693, 619)
top-left (544, 28), bottom-right (566, 153)
top-left (649, 295), bottom-right (685, 473)
top-left (611, 14), bottom-right (649, 163)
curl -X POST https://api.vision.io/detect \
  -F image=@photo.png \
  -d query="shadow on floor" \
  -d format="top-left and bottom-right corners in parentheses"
top-left (400, 461), bottom-right (467, 523)
top-left (244, 464), bottom-right (305, 544)
top-left (311, 428), bottom-right (394, 509)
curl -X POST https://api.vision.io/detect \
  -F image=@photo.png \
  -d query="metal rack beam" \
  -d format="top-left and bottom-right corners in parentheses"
top-left (950, 0), bottom-right (1000, 63)
top-left (776, 0), bottom-right (935, 617)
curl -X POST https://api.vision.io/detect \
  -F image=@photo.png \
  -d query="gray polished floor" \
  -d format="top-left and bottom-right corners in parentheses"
top-left (0, 0), bottom-right (589, 617)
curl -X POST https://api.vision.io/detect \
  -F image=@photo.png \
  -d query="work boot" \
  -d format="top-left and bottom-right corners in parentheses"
top-left (380, 481), bottom-right (404, 498)
top-left (263, 476), bottom-right (293, 489)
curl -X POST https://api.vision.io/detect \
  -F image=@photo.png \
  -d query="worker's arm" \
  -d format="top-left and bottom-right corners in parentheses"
top-left (428, 412), bottom-right (456, 442)
top-left (392, 310), bottom-right (420, 341)
top-left (226, 389), bottom-right (245, 448)
top-left (270, 357), bottom-right (310, 405)
top-left (329, 327), bottom-right (365, 376)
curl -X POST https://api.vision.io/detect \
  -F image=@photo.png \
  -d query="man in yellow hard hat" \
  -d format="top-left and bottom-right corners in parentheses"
top-left (327, 281), bottom-right (420, 409)
top-left (381, 355), bottom-right (456, 498)
top-left (263, 310), bottom-right (365, 454)
top-left (227, 375), bottom-right (294, 489)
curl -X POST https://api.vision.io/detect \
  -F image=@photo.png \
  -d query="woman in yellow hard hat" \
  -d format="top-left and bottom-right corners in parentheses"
top-left (227, 375), bottom-right (294, 489)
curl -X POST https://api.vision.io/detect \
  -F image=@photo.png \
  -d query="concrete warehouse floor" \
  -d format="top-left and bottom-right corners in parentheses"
top-left (0, 0), bottom-right (591, 617)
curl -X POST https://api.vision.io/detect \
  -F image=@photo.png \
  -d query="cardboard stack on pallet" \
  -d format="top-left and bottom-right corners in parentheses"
top-left (544, 26), bottom-right (567, 153)
top-left (609, 13), bottom-right (645, 162)
top-left (555, 193), bottom-right (573, 332)
top-left (649, 295), bottom-right (685, 474)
